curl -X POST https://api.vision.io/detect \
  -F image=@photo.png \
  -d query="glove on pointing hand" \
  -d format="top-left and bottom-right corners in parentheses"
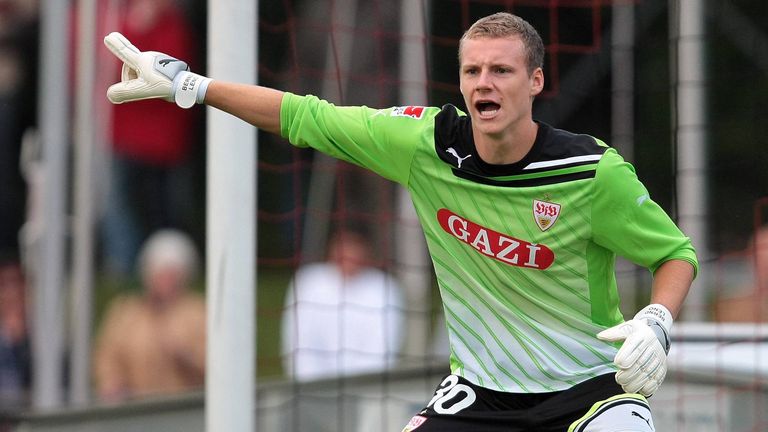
top-left (103, 32), bottom-right (210, 108)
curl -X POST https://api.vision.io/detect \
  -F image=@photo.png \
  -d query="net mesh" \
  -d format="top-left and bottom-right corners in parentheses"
top-left (253, 1), bottom-right (768, 431)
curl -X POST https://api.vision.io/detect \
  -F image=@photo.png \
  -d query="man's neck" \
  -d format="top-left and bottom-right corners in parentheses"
top-left (474, 120), bottom-right (538, 165)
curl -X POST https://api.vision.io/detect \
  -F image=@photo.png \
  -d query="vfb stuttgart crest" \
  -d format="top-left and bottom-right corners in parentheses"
top-left (533, 199), bottom-right (561, 231)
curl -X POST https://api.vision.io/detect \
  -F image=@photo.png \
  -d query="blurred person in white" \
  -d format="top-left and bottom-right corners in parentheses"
top-left (92, 229), bottom-right (205, 402)
top-left (0, 255), bottom-right (30, 409)
top-left (282, 227), bottom-right (405, 380)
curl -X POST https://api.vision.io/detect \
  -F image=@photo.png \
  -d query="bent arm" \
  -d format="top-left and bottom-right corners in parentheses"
top-left (204, 81), bottom-right (285, 135)
top-left (650, 259), bottom-right (695, 318)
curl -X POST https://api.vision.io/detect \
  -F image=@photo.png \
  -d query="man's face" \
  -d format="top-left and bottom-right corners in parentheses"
top-left (459, 36), bottom-right (543, 139)
top-left (145, 264), bottom-right (185, 305)
top-left (329, 233), bottom-right (371, 278)
top-left (0, 263), bottom-right (25, 315)
top-left (755, 229), bottom-right (768, 285)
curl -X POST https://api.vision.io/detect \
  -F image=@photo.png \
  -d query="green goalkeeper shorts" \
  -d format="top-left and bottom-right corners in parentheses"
top-left (401, 373), bottom-right (654, 432)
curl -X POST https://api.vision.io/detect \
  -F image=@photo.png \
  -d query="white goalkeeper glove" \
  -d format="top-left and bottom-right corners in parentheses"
top-left (597, 304), bottom-right (673, 397)
top-left (103, 32), bottom-right (211, 108)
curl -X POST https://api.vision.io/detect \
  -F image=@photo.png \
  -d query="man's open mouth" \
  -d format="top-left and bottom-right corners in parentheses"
top-left (476, 101), bottom-right (500, 117)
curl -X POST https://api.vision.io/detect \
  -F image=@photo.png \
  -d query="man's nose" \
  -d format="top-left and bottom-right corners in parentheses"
top-left (475, 69), bottom-right (492, 90)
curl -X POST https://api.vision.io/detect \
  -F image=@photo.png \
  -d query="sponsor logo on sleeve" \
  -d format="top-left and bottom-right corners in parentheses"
top-left (391, 106), bottom-right (426, 119)
top-left (437, 209), bottom-right (554, 270)
top-left (533, 199), bottom-right (561, 232)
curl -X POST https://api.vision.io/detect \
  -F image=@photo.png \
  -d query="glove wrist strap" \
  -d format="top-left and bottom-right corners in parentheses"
top-left (173, 71), bottom-right (212, 109)
top-left (635, 303), bottom-right (673, 354)
top-left (634, 304), bottom-right (673, 331)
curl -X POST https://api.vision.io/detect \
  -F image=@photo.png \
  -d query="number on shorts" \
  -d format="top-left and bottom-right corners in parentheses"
top-left (427, 375), bottom-right (477, 415)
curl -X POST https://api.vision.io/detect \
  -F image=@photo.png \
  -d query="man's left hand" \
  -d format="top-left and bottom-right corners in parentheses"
top-left (597, 304), bottom-right (673, 397)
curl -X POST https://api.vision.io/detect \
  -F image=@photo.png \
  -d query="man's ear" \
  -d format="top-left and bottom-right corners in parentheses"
top-left (530, 67), bottom-right (544, 97)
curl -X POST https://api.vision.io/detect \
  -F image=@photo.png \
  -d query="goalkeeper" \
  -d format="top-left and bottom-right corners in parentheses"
top-left (104, 12), bottom-right (697, 432)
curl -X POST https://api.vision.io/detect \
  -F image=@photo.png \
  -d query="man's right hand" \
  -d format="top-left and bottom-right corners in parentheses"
top-left (103, 32), bottom-right (210, 108)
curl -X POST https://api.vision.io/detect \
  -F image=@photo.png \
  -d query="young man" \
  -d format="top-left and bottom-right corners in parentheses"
top-left (281, 227), bottom-right (405, 381)
top-left (103, 12), bottom-right (697, 431)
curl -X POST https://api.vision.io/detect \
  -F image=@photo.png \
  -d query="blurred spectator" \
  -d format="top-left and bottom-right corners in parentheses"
top-left (714, 226), bottom-right (768, 322)
top-left (101, 0), bottom-right (198, 277)
top-left (0, 254), bottom-right (31, 409)
top-left (0, 0), bottom-right (38, 256)
top-left (92, 229), bottom-right (205, 402)
top-left (281, 227), bottom-right (405, 380)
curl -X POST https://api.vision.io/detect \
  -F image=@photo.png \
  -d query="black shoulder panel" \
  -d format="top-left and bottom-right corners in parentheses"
top-left (433, 105), bottom-right (607, 187)
top-left (433, 104), bottom-right (480, 171)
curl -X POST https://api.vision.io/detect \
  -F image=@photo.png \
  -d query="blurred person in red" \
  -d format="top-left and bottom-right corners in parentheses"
top-left (101, 0), bottom-right (198, 277)
top-left (92, 229), bottom-right (206, 402)
top-left (0, 254), bottom-right (31, 409)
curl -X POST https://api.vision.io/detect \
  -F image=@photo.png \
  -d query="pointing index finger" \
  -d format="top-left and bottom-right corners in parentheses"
top-left (104, 32), bottom-right (141, 67)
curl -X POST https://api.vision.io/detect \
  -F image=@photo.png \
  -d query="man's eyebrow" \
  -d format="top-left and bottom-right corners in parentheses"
top-left (461, 61), bottom-right (516, 69)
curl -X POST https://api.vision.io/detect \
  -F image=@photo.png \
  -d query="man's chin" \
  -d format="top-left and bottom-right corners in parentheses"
top-left (472, 120), bottom-right (505, 138)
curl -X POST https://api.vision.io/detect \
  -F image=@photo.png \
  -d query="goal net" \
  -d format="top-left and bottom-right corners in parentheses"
top-left (253, 1), bottom-right (768, 431)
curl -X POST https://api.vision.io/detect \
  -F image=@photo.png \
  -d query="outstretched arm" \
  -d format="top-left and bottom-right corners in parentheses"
top-left (204, 81), bottom-right (284, 136)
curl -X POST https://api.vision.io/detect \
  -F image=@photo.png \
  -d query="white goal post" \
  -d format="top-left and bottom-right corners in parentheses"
top-left (206, 0), bottom-right (257, 431)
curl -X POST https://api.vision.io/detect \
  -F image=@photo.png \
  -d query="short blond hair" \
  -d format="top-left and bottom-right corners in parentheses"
top-left (459, 12), bottom-right (545, 74)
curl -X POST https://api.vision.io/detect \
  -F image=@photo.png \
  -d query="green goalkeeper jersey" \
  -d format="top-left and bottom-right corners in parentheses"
top-left (280, 94), bottom-right (698, 393)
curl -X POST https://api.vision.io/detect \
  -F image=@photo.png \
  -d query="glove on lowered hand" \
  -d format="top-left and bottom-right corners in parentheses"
top-left (597, 304), bottom-right (672, 397)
